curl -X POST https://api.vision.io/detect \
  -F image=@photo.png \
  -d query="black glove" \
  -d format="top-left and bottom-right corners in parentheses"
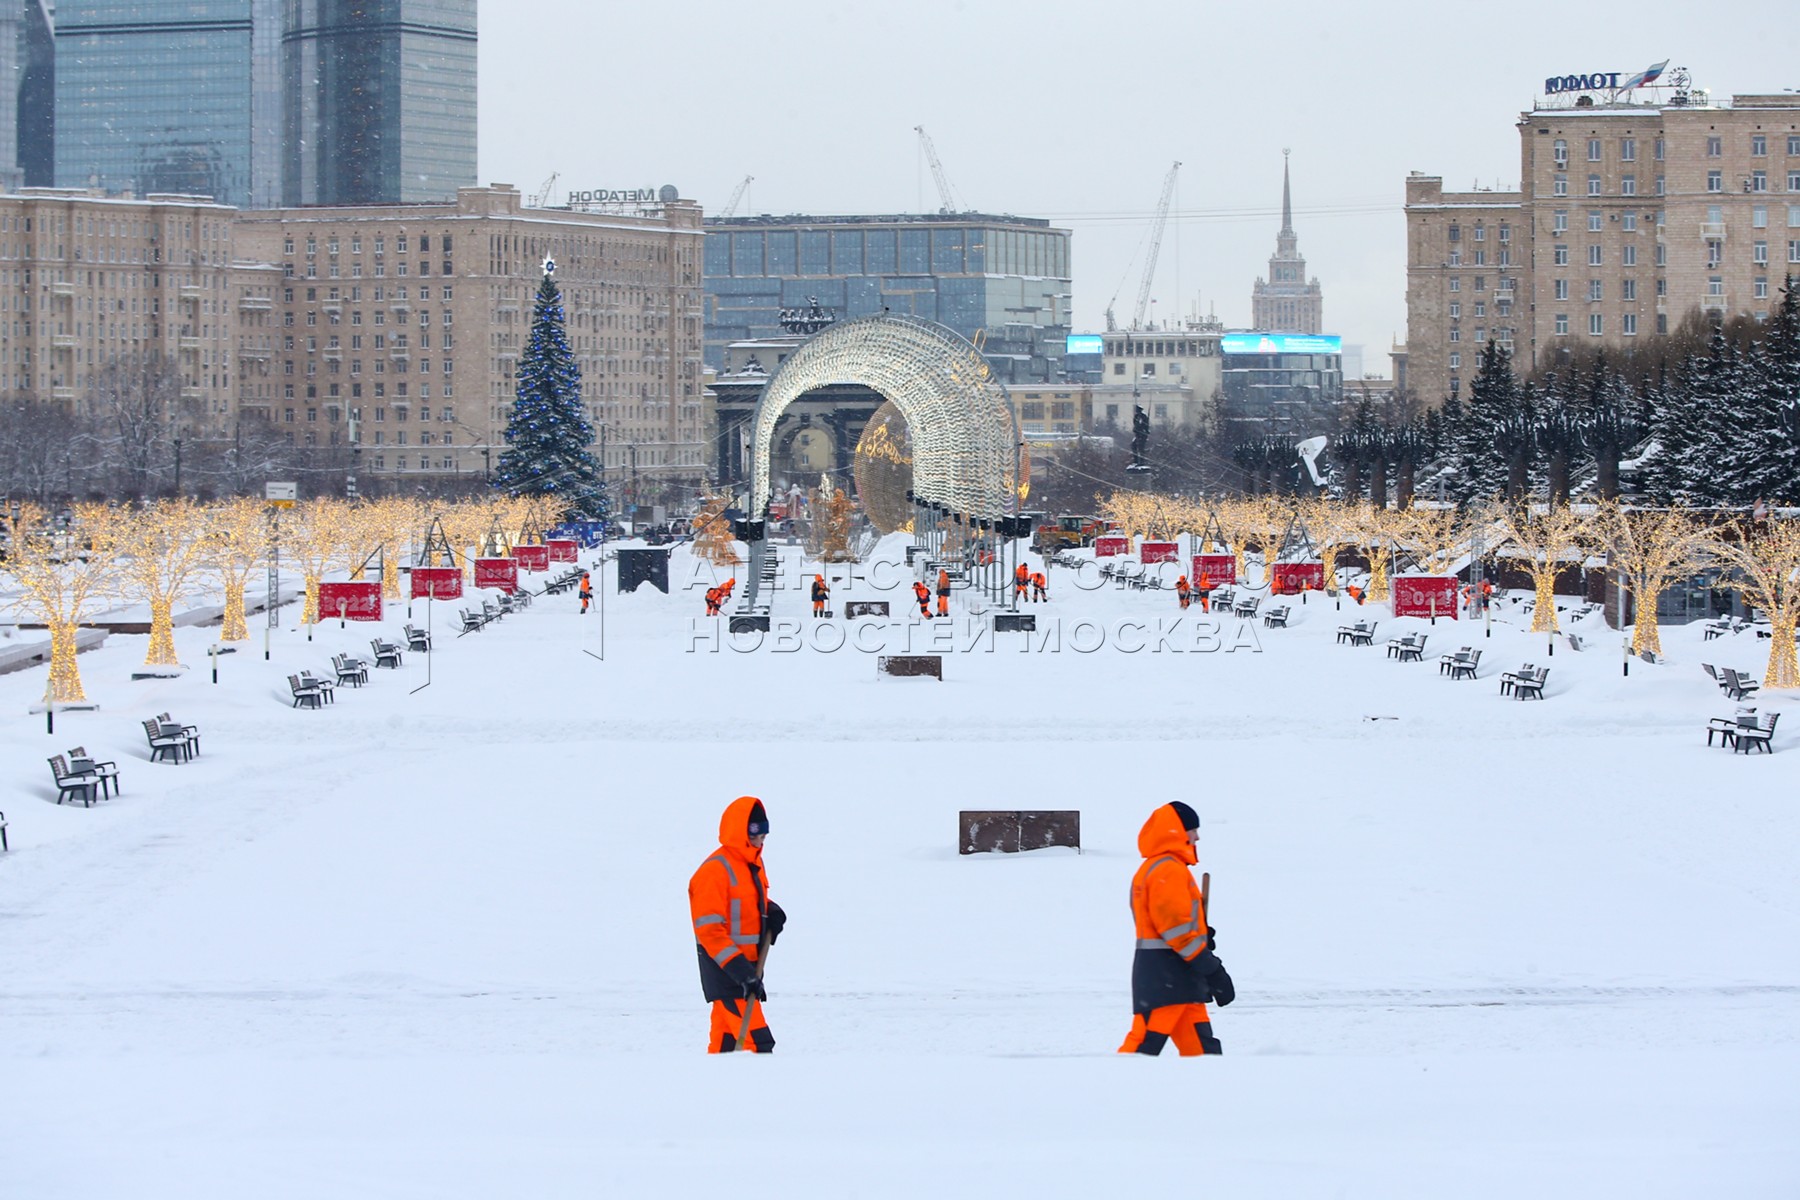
top-left (723, 953), bottom-right (765, 1001)
top-left (1208, 962), bottom-right (1236, 1008)
top-left (1207, 925), bottom-right (1218, 951)
top-left (764, 900), bottom-right (787, 946)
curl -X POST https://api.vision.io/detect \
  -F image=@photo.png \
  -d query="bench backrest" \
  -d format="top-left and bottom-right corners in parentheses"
top-left (48, 753), bottom-right (69, 778)
top-left (142, 718), bottom-right (162, 738)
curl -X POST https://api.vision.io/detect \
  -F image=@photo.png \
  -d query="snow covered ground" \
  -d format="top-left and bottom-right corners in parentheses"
top-left (2, 537), bottom-right (1796, 1197)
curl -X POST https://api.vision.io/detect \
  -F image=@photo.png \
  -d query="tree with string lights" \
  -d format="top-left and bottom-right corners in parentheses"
top-left (493, 257), bottom-right (608, 518)
top-left (3, 503), bottom-right (127, 703)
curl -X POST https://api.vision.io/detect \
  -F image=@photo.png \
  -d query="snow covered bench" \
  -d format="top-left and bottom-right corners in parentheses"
top-left (1263, 605), bottom-right (1292, 629)
top-left (0, 809), bottom-right (8, 852)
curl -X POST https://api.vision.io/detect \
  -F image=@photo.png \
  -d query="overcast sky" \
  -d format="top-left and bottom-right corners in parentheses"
top-left (478, 0), bottom-right (1795, 373)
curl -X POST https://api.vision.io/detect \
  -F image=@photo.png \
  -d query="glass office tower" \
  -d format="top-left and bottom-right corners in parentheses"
top-left (282, 0), bottom-right (476, 206)
top-left (53, 0), bottom-right (272, 206)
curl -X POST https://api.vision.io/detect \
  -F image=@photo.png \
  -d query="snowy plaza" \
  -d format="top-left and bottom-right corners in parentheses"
top-left (1, 532), bottom-right (1795, 1197)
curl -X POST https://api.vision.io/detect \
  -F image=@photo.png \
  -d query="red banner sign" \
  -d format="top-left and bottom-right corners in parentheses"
top-left (1392, 575), bottom-right (1459, 619)
top-left (474, 557), bottom-right (519, 592)
top-left (1192, 554), bottom-right (1237, 587)
top-left (1140, 541), bottom-right (1178, 564)
top-left (546, 539), bottom-right (579, 563)
top-left (318, 581), bottom-right (383, 621)
top-left (512, 544), bottom-right (550, 572)
top-left (1095, 536), bottom-right (1129, 558)
top-left (410, 567), bottom-right (464, 599)
top-left (1272, 562), bottom-right (1325, 594)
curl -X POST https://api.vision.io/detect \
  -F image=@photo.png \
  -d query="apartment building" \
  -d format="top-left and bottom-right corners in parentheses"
top-left (1406, 87), bottom-right (1800, 402)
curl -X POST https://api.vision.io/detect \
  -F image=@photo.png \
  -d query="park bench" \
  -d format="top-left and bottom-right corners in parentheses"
top-left (1703, 617), bottom-right (1747, 641)
top-left (1233, 595), bottom-right (1260, 619)
top-left (332, 654), bottom-right (368, 687)
top-left (458, 609), bottom-right (486, 634)
top-left (1500, 663), bottom-right (1537, 696)
top-left (1338, 620), bottom-right (1377, 646)
top-left (1702, 663), bottom-right (1727, 690)
top-left (1705, 710), bottom-right (1755, 747)
top-left (404, 624), bottom-right (432, 653)
top-left (1511, 667), bottom-right (1550, 700)
top-left (1720, 668), bottom-right (1760, 702)
top-left (370, 638), bottom-right (403, 669)
top-left (48, 754), bottom-right (103, 807)
top-left (1443, 648), bottom-right (1482, 680)
top-left (143, 717), bottom-right (192, 760)
top-left (1388, 632), bottom-right (1428, 661)
top-left (300, 671), bottom-right (336, 703)
top-left (1263, 604), bottom-right (1291, 629)
top-left (1118, 563), bottom-right (1147, 589)
top-left (288, 674), bottom-right (325, 710)
top-left (1731, 711), bottom-right (1780, 753)
top-left (1210, 587), bottom-right (1235, 611)
top-left (156, 713), bottom-right (200, 757)
top-left (68, 746), bottom-right (119, 798)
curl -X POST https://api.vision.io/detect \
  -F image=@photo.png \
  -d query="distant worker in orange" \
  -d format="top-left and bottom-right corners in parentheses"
top-left (913, 580), bottom-right (932, 619)
top-left (722, 576), bottom-right (737, 604)
top-left (1118, 801), bottom-right (1234, 1057)
top-left (1479, 578), bottom-right (1495, 612)
top-left (936, 568), bottom-right (951, 617)
top-left (579, 570), bottom-right (593, 615)
top-left (1196, 573), bottom-right (1213, 613)
top-left (1014, 562), bottom-right (1030, 602)
top-left (688, 796), bottom-right (785, 1053)
top-left (1175, 575), bottom-right (1191, 610)
top-left (1347, 584), bottom-right (1365, 605)
top-left (811, 574), bottom-right (829, 617)
top-left (704, 586), bottom-right (722, 617)
top-left (1031, 570), bottom-right (1047, 602)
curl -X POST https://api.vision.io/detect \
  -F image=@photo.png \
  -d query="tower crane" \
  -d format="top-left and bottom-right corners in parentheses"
top-left (914, 125), bottom-right (963, 214)
top-left (719, 174), bottom-right (754, 218)
top-left (1102, 162), bottom-right (1181, 331)
top-left (528, 171), bottom-right (559, 209)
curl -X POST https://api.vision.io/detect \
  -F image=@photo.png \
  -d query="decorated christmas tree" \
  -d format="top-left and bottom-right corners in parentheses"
top-left (493, 258), bottom-right (608, 517)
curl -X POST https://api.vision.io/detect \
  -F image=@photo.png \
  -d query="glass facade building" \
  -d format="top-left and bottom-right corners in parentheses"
top-left (704, 213), bottom-right (1073, 384)
top-left (283, 0), bottom-right (477, 206)
top-left (53, 0), bottom-right (275, 206)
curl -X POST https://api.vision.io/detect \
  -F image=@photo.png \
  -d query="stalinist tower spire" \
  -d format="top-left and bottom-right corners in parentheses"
top-left (1252, 150), bottom-right (1323, 334)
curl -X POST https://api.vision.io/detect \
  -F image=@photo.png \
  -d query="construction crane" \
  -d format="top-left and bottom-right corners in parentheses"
top-left (528, 172), bottom-right (559, 209)
top-left (1103, 161), bottom-right (1182, 331)
top-left (914, 125), bottom-right (963, 214)
top-left (719, 175), bottom-right (754, 218)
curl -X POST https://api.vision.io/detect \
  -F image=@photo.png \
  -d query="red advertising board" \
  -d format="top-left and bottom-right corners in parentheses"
top-left (474, 557), bottom-right (519, 592)
top-left (1094, 536), bottom-right (1129, 558)
top-left (512, 544), bottom-right (550, 572)
top-left (546, 538), bottom-right (579, 563)
top-left (410, 566), bottom-right (464, 599)
top-left (1392, 574), bottom-right (1459, 619)
top-left (1192, 554), bottom-right (1237, 587)
top-left (317, 581), bottom-right (383, 621)
top-left (1140, 541), bottom-right (1178, 564)
top-left (1272, 562), bottom-right (1325, 594)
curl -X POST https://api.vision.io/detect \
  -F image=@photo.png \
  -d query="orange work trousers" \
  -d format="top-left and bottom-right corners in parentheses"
top-left (1119, 1003), bottom-right (1219, 1056)
top-left (708, 997), bottom-right (773, 1053)
top-left (813, 601), bottom-right (825, 616)
top-left (937, 595), bottom-right (948, 616)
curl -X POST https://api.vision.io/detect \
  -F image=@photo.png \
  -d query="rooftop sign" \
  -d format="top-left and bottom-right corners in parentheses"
top-left (1545, 60), bottom-right (1667, 96)
top-left (1221, 333), bottom-right (1341, 356)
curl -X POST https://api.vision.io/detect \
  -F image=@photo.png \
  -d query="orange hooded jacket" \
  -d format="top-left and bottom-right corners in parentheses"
top-left (1128, 802), bottom-right (1214, 1014)
top-left (689, 796), bottom-right (775, 1002)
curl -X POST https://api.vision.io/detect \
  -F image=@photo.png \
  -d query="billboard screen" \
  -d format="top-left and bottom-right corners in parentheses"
top-left (1065, 334), bottom-right (1105, 356)
top-left (1220, 333), bottom-right (1343, 356)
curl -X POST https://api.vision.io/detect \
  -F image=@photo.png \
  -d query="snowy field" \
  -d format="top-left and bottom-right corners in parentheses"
top-left (2, 536), bottom-right (1796, 1198)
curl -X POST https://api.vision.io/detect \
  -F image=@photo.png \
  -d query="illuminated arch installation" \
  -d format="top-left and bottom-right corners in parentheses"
top-left (750, 314), bottom-right (1017, 519)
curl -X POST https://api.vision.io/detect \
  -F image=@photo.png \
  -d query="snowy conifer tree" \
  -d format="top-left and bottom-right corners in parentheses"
top-left (493, 259), bottom-right (608, 518)
top-left (1449, 340), bottom-right (1522, 501)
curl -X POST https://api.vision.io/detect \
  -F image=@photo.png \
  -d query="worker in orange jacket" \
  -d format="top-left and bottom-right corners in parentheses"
top-left (689, 796), bottom-right (785, 1053)
top-left (913, 580), bottom-right (932, 618)
top-left (811, 574), bottom-right (829, 617)
top-left (1119, 801), bottom-right (1234, 1056)
top-left (1014, 562), bottom-right (1030, 602)
top-left (704, 586), bottom-right (721, 616)
top-left (1031, 570), bottom-right (1047, 602)
top-left (936, 568), bottom-right (951, 617)
top-left (579, 571), bottom-right (593, 614)
top-left (1196, 573), bottom-right (1213, 613)
top-left (1175, 575), bottom-right (1191, 610)
top-left (722, 576), bottom-right (737, 603)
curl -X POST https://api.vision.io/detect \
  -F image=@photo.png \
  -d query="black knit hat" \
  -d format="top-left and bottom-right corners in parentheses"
top-left (1167, 801), bottom-right (1200, 831)
top-left (746, 800), bottom-right (769, 837)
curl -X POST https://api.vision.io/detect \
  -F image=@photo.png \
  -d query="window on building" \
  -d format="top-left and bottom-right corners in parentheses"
top-left (1656, 277), bottom-right (1667, 297)
top-left (1553, 209), bottom-right (1568, 232)
top-left (1790, 240), bottom-right (1800, 263)
top-left (1449, 302), bottom-right (1461, 318)
top-left (1753, 170), bottom-right (1768, 192)
top-left (1554, 244), bottom-right (1569, 266)
top-left (1474, 328), bottom-right (1487, 343)
top-left (1755, 240), bottom-right (1769, 264)
top-left (1621, 175), bottom-right (1636, 196)
top-left (1656, 242), bottom-right (1667, 267)
top-left (1447, 224), bottom-right (1461, 242)
top-left (1622, 313), bottom-right (1638, 335)
top-left (1473, 301), bottom-right (1486, 317)
top-left (1656, 175), bottom-right (1666, 196)
top-left (1554, 278), bottom-right (1569, 301)
top-left (1588, 138), bottom-right (1602, 162)
top-left (1790, 172), bottom-right (1800, 192)
top-left (1555, 313), bottom-right (1570, 334)
top-left (1623, 212), bottom-right (1637, 232)
top-left (1554, 173), bottom-right (1568, 196)
top-left (1498, 223), bottom-right (1510, 243)
top-left (1622, 278), bottom-right (1637, 301)
top-left (1752, 135), bottom-right (1768, 157)
top-left (1448, 249), bottom-right (1462, 266)
top-left (1472, 249), bottom-right (1486, 265)
top-left (1620, 137), bottom-right (1636, 162)
top-left (1622, 244), bottom-right (1637, 267)
top-left (1790, 205), bottom-right (1800, 227)
top-left (1473, 224), bottom-right (1486, 241)
top-left (1588, 211), bottom-right (1603, 232)
top-left (1448, 276), bottom-right (1460, 292)
top-left (1708, 275), bottom-right (1725, 296)
top-left (1707, 136), bottom-right (1723, 157)
top-left (1474, 276), bottom-right (1486, 291)
top-left (1589, 313), bottom-right (1604, 336)
top-left (1790, 136), bottom-right (1800, 156)
top-left (1589, 244), bottom-right (1604, 266)
top-left (1588, 174), bottom-right (1603, 196)
top-left (1448, 352), bottom-right (1461, 369)
top-left (1707, 170), bottom-right (1723, 192)
top-left (1755, 276), bottom-right (1769, 299)
top-left (1588, 279), bottom-right (1604, 301)
top-left (1449, 327), bottom-right (1461, 342)
top-left (1112, 362), bottom-right (1125, 376)
top-left (1553, 138), bottom-right (1568, 164)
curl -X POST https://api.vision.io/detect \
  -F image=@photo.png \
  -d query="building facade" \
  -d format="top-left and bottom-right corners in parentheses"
top-left (282, 0), bottom-right (477, 206)
top-left (703, 212), bottom-right (1073, 385)
top-left (1217, 332), bottom-right (1344, 435)
top-left (1250, 152), bottom-right (1323, 334)
top-left (1406, 87), bottom-right (1800, 403)
top-left (1096, 321), bottom-right (1224, 431)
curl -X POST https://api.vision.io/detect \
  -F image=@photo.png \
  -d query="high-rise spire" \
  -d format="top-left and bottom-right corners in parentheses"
top-left (1251, 149), bottom-right (1322, 334)
top-left (1280, 147), bottom-right (1293, 238)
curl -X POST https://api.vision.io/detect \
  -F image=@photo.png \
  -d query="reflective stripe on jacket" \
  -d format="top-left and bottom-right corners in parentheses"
top-left (689, 795), bottom-right (770, 1002)
top-left (1128, 802), bottom-right (1212, 1014)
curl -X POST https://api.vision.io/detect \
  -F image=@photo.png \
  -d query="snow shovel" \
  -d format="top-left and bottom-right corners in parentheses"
top-left (737, 930), bottom-right (771, 1052)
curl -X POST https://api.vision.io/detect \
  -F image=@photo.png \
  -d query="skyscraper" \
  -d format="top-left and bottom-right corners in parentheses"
top-left (18, 0), bottom-right (57, 188)
top-left (1250, 151), bottom-right (1324, 334)
top-left (52, 0), bottom-right (279, 206)
top-left (282, 0), bottom-right (477, 206)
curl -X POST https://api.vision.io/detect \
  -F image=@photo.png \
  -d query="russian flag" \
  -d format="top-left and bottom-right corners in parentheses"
top-left (1620, 60), bottom-right (1669, 91)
